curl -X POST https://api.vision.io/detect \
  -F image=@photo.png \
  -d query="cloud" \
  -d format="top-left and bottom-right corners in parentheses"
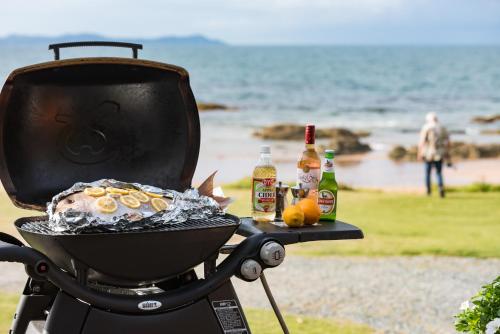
top-left (0, 0), bottom-right (499, 44)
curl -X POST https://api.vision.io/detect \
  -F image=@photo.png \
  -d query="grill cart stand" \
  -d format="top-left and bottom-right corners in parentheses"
top-left (1, 219), bottom-right (362, 334)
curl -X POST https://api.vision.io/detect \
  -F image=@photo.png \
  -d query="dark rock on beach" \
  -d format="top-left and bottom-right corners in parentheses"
top-left (471, 114), bottom-right (500, 124)
top-left (354, 130), bottom-right (371, 138)
top-left (320, 137), bottom-right (371, 155)
top-left (253, 124), bottom-right (371, 155)
top-left (450, 142), bottom-right (500, 159)
top-left (481, 129), bottom-right (500, 135)
top-left (197, 102), bottom-right (236, 111)
top-left (389, 142), bottom-right (500, 161)
top-left (254, 124), bottom-right (326, 140)
top-left (389, 146), bottom-right (418, 161)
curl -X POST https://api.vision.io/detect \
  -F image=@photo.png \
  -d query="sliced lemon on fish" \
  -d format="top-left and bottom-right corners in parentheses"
top-left (96, 196), bottom-right (118, 213)
top-left (151, 198), bottom-right (169, 212)
top-left (145, 192), bottom-right (163, 198)
top-left (84, 187), bottom-right (106, 197)
top-left (106, 187), bottom-right (129, 195)
top-left (130, 191), bottom-right (150, 203)
top-left (119, 195), bottom-right (141, 209)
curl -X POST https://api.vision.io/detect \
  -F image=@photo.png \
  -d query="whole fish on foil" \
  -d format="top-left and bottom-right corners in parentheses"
top-left (36, 172), bottom-right (232, 234)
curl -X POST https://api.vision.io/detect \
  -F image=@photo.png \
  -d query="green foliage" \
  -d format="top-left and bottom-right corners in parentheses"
top-left (447, 183), bottom-right (500, 193)
top-left (455, 276), bottom-right (500, 333)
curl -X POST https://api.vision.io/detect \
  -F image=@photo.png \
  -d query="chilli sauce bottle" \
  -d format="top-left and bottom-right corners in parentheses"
top-left (297, 124), bottom-right (321, 200)
top-left (252, 145), bottom-right (277, 222)
top-left (318, 149), bottom-right (338, 221)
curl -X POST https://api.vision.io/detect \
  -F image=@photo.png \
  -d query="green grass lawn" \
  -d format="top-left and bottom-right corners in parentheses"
top-left (0, 293), bottom-right (373, 333)
top-left (0, 188), bottom-right (36, 238)
top-left (245, 308), bottom-right (373, 333)
top-left (0, 294), bottom-right (18, 333)
top-left (226, 188), bottom-right (500, 258)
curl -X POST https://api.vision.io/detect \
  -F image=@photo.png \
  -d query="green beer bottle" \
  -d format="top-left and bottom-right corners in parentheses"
top-left (318, 150), bottom-right (338, 221)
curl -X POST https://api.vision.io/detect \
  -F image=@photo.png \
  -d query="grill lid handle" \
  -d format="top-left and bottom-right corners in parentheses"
top-left (48, 41), bottom-right (143, 60)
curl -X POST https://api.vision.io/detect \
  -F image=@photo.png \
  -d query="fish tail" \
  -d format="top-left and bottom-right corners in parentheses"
top-left (197, 171), bottom-right (217, 196)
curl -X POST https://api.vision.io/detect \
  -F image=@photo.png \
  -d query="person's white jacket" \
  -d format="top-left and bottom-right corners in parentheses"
top-left (418, 113), bottom-right (450, 162)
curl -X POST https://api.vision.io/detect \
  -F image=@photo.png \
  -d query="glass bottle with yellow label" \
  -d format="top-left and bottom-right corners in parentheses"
top-left (318, 149), bottom-right (338, 221)
top-left (252, 145), bottom-right (276, 222)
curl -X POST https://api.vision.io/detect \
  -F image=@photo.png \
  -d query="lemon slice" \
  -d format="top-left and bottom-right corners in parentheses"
top-left (96, 196), bottom-right (118, 214)
top-left (130, 191), bottom-right (150, 203)
top-left (106, 187), bottom-right (129, 195)
top-left (151, 198), bottom-right (169, 212)
top-left (84, 187), bottom-right (106, 197)
top-left (145, 192), bottom-right (163, 198)
top-left (119, 195), bottom-right (141, 209)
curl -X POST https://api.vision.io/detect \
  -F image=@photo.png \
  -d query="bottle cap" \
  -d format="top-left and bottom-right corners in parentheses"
top-left (260, 145), bottom-right (271, 154)
top-left (325, 149), bottom-right (335, 159)
top-left (305, 124), bottom-right (315, 144)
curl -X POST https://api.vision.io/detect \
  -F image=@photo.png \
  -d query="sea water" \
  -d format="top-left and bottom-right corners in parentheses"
top-left (1, 44), bottom-right (499, 186)
top-left (1, 45), bottom-right (500, 134)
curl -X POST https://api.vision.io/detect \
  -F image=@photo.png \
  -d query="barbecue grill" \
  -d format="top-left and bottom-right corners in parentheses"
top-left (0, 42), bottom-right (363, 334)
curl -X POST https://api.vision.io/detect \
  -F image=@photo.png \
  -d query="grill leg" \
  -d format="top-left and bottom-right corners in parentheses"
top-left (260, 272), bottom-right (290, 334)
top-left (10, 279), bottom-right (56, 334)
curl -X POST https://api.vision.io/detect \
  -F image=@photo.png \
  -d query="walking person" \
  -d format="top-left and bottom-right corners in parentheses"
top-left (417, 112), bottom-right (451, 198)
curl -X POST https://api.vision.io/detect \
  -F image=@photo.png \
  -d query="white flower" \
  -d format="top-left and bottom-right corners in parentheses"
top-left (459, 300), bottom-right (474, 311)
top-left (486, 318), bottom-right (500, 334)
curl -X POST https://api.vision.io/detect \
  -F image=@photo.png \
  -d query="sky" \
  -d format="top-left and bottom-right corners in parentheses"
top-left (1, 0), bottom-right (500, 45)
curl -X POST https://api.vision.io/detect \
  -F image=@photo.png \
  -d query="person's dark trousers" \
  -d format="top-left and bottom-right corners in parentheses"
top-left (425, 159), bottom-right (445, 197)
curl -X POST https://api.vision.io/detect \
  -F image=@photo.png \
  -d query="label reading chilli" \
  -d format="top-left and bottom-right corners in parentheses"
top-left (318, 190), bottom-right (335, 214)
top-left (252, 178), bottom-right (276, 213)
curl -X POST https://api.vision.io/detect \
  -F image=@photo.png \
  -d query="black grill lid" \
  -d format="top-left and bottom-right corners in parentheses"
top-left (0, 56), bottom-right (200, 210)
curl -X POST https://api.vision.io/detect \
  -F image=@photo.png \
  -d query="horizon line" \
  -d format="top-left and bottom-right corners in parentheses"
top-left (1, 33), bottom-right (499, 47)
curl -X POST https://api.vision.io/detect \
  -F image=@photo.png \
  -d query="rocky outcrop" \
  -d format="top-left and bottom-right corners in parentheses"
top-left (449, 142), bottom-right (500, 159)
top-left (253, 124), bottom-right (371, 155)
top-left (320, 137), bottom-right (371, 155)
top-left (197, 102), bottom-right (236, 111)
top-left (388, 146), bottom-right (418, 161)
top-left (481, 129), bottom-right (500, 135)
top-left (389, 142), bottom-right (500, 161)
top-left (471, 114), bottom-right (500, 124)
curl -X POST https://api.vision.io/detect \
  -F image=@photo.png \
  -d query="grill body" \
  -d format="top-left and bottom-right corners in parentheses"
top-left (16, 214), bottom-right (240, 287)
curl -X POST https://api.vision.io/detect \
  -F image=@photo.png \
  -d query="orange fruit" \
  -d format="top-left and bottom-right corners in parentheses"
top-left (298, 198), bottom-right (321, 225)
top-left (282, 205), bottom-right (304, 228)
